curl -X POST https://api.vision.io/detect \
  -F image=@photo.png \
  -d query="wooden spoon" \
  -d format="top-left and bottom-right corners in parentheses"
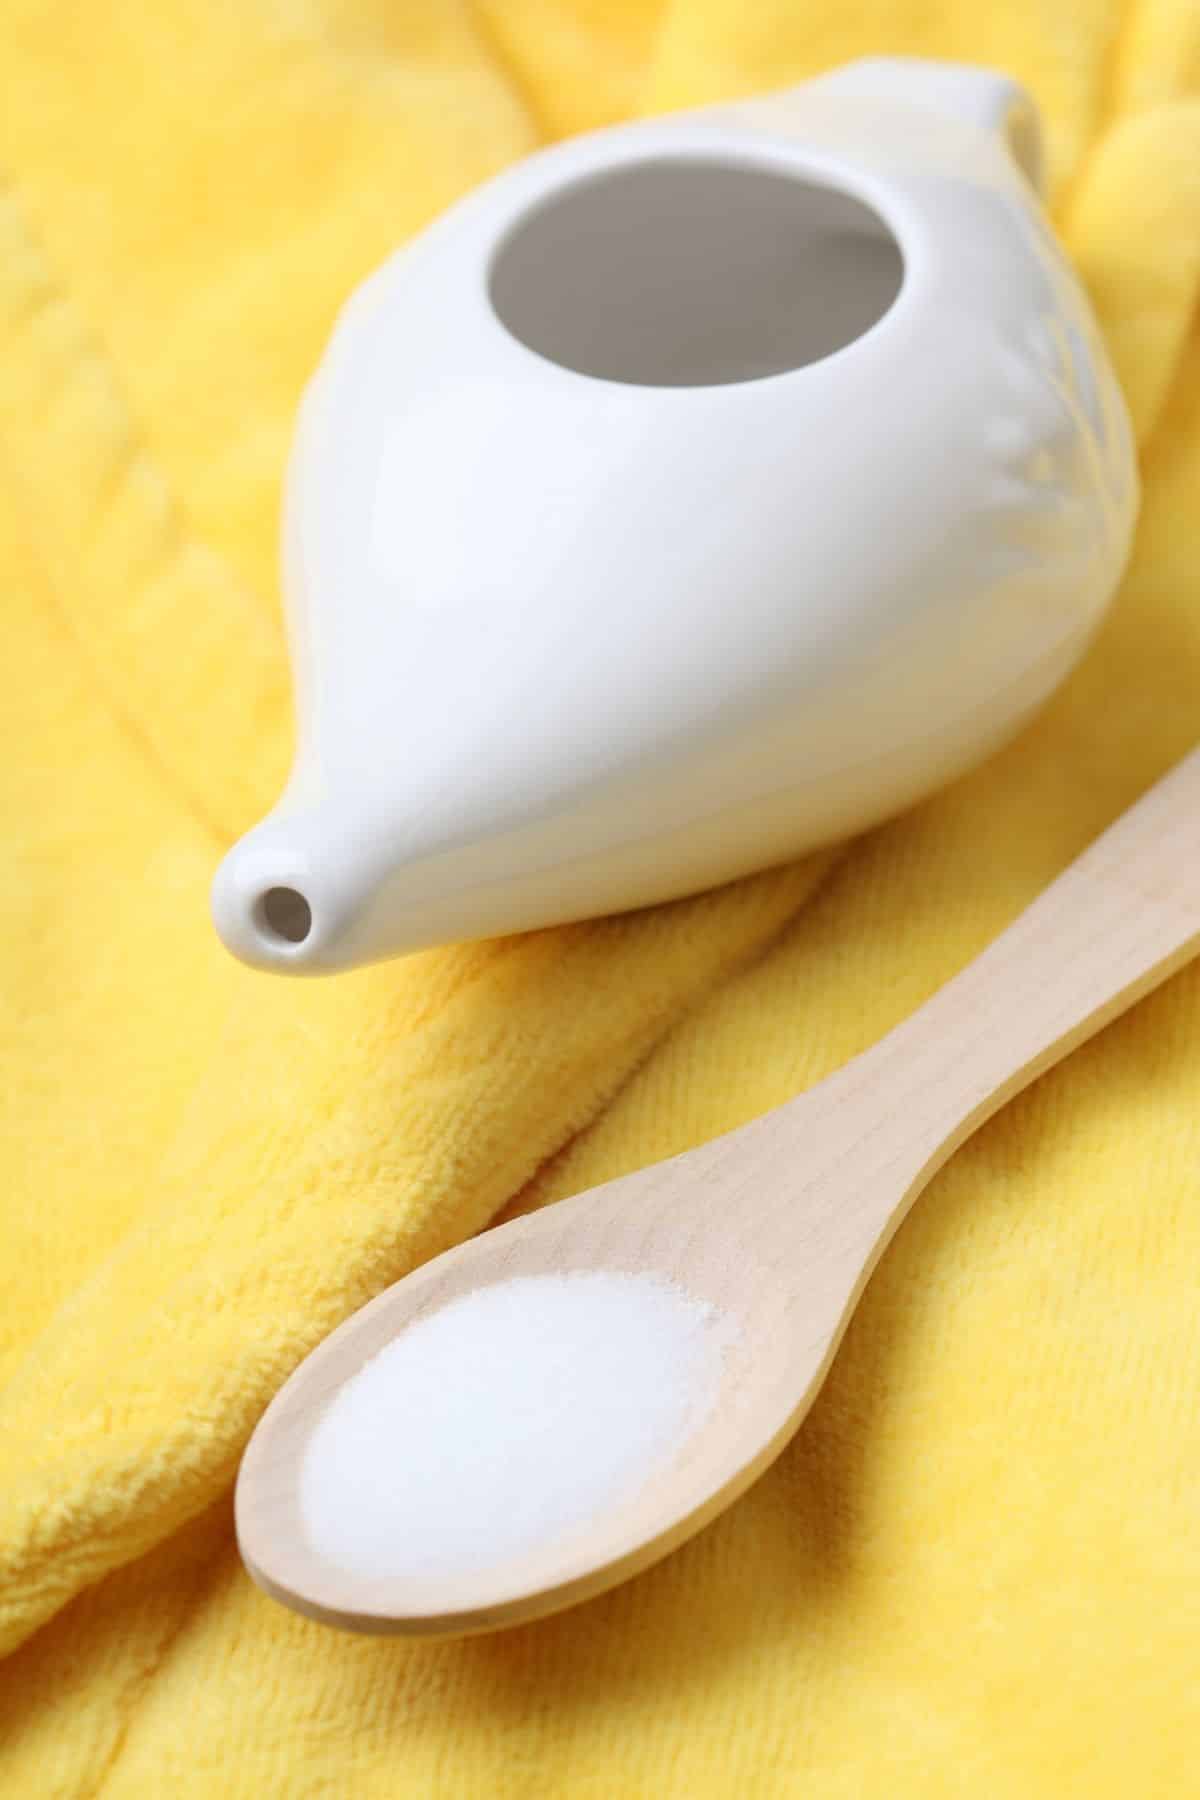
top-left (237, 748), bottom-right (1200, 1637)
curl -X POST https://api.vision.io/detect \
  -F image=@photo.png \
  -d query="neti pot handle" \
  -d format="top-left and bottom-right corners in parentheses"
top-left (813, 55), bottom-right (1046, 197)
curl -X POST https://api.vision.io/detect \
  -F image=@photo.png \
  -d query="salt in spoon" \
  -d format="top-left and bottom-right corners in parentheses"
top-left (237, 748), bottom-right (1200, 1636)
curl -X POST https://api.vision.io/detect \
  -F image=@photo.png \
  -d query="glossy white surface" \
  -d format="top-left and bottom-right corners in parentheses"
top-left (212, 57), bottom-right (1137, 974)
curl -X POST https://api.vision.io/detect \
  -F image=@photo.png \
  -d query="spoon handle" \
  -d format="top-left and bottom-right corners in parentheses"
top-left (864, 747), bottom-right (1200, 1173)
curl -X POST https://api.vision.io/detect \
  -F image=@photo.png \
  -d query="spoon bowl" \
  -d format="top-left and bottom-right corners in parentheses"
top-left (236, 1145), bottom-right (842, 1635)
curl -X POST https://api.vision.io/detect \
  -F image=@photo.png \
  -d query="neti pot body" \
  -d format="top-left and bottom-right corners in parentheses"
top-left (212, 56), bottom-right (1137, 974)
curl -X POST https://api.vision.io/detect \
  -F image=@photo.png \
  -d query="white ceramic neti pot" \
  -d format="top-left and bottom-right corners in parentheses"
top-left (212, 56), bottom-right (1137, 973)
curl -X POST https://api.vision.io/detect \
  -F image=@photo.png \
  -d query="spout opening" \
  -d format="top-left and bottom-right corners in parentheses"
top-left (255, 886), bottom-right (314, 948)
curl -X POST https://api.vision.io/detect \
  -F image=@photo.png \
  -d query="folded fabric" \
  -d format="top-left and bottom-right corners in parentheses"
top-left (1, 3), bottom-right (1199, 1794)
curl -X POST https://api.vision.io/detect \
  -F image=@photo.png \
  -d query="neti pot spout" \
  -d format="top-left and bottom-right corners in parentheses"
top-left (210, 807), bottom-right (382, 974)
top-left (212, 791), bottom-right (616, 975)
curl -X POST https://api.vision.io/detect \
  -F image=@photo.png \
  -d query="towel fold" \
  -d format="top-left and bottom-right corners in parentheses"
top-left (2, 3), bottom-right (1199, 1794)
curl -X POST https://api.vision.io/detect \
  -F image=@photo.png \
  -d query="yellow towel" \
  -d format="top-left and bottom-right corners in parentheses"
top-left (2, 2), bottom-right (1199, 1793)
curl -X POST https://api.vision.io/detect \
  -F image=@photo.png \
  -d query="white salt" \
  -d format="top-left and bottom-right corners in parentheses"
top-left (300, 1270), bottom-right (736, 1581)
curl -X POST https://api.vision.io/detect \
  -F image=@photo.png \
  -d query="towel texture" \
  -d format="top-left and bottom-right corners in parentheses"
top-left (2, 4), bottom-right (1199, 1794)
